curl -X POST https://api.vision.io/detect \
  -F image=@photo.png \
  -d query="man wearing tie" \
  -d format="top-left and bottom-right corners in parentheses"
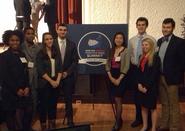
top-left (54, 23), bottom-right (78, 127)
top-left (157, 18), bottom-right (185, 131)
top-left (128, 17), bottom-right (156, 129)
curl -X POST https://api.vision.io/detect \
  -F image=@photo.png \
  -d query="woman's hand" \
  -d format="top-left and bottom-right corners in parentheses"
top-left (17, 89), bottom-right (24, 97)
top-left (114, 79), bottom-right (121, 86)
top-left (23, 87), bottom-right (30, 96)
top-left (49, 80), bottom-right (59, 88)
top-left (138, 84), bottom-right (147, 94)
top-left (62, 72), bottom-right (68, 79)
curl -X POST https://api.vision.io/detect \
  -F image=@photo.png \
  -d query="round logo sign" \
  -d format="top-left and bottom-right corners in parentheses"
top-left (78, 31), bottom-right (112, 66)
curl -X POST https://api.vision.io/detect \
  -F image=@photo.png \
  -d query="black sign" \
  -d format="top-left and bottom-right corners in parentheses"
top-left (67, 24), bottom-right (128, 74)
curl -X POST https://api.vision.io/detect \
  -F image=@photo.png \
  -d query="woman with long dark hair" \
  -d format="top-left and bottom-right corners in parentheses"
top-left (105, 32), bottom-right (130, 131)
top-left (36, 32), bottom-right (62, 130)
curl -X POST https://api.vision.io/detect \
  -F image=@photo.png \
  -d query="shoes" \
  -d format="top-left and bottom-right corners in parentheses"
top-left (112, 119), bottom-right (123, 131)
top-left (48, 120), bottom-right (56, 129)
top-left (156, 127), bottom-right (169, 131)
top-left (146, 124), bottom-right (152, 130)
top-left (131, 120), bottom-right (142, 127)
top-left (40, 122), bottom-right (47, 131)
top-left (67, 121), bottom-right (74, 127)
top-left (140, 128), bottom-right (149, 131)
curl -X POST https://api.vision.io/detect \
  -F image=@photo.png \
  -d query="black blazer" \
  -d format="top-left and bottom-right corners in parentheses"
top-left (53, 39), bottom-right (78, 77)
top-left (0, 49), bottom-right (30, 109)
top-left (157, 34), bottom-right (185, 85)
top-left (137, 54), bottom-right (161, 94)
top-left (36, 49), bottom-right (62, 88)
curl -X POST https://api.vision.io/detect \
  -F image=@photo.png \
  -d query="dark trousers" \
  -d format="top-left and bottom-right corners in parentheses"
top-left (16, 18), bottom-right (30, 31)
top-left (130, 64), bottom-right (143, 121)
top-left (14, 0), bottom-right (31, 30)
top-left (38, 84), bottom-right (59, 123)
top-left (5, 106), bottom-right (32, 131)
top-left (0, 100), bottom-right (4, 124)
top-left (47, 22), bottom-right (57, 39)
top-left (61, 75), bottom-right (74, 122)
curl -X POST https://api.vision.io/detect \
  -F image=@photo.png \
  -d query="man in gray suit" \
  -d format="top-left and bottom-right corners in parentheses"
top-left (54, 23), bottom-right (78, 127)
top-left (21, 27), bottom-right (41, 119)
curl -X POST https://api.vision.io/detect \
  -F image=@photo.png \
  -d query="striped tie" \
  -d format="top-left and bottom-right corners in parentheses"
top-left (60, 40), bottom-right (65, 64)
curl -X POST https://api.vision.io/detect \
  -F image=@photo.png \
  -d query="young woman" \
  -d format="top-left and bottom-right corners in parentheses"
top-left (105, 32), bottom-right (130, 131)
top-left (36, 32), bottom-right (62, 130)
top-left (137, 38), bottom-right (160, 131)
top-left (0, 30), bottom-right (32, 131)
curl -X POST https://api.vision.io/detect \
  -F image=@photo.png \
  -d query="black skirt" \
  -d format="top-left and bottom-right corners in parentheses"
top-left (109, 68), bottom-right (127, 97)
top-left (137, 87), bottom-right (157, 109)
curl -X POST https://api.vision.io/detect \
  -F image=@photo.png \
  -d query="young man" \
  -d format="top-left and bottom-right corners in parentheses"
top-left (157, 18), bottom-right (185, 131)
top-left (54, 23), bottom-right (78, 127)
top-left (128, 17), bottom-right (156, 128)
top-left (21, 27), bottom-right (41, 116)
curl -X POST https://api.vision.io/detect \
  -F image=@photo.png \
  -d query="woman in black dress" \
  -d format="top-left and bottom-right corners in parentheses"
top-left (0, 30), bottom-right (32, 131)
top-left (137, 38), bottom-right (160, 131)
top-left (105, 32), bottom-right (130, 131)
top-left (36, 32), bottom-right (62, 130)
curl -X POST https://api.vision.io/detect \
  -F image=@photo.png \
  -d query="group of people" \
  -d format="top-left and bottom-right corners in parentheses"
top-left (106, 17), bottom-right (185, 131)
top-left (0, 16), bottom-right (184, 131)
top-left (0, 23), bottom-right (78, 131)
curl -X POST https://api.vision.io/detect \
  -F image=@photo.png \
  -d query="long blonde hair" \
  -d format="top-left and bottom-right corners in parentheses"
top-left (140, 38), bottom-right (155, 66)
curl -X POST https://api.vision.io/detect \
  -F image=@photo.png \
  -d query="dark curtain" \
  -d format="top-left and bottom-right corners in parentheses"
top-left (57, 0), bottom-right (82, 24)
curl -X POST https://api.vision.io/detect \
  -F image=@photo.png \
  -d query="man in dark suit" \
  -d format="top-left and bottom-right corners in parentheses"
top-left (54, 23), bottom-right (78, 127)
top-left (44, 0), bottom-right (58, 38)
top-left (157, 18), bottom-right (185, 131)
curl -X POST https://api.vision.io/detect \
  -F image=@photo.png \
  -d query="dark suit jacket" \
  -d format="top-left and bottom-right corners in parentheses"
top-left (53, 39), bottom-right (78, 77)
top-left (137, 54), bottom-right (161, 95)
top-left (157, 34), bottom-right (185, 85)
top-left (36, 49), bottom-right (62, 88)
top-left (44, 0), bottom-right (58, 24)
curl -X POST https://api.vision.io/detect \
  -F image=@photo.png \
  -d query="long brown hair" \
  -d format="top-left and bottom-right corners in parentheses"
top-left (41, 32), bottom-right (57, 59)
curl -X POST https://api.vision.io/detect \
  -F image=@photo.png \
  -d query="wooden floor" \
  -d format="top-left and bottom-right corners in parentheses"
top-left (1, 103), bottom-right (185, 131)
top-left (31, 103), bottom-right (185, 131)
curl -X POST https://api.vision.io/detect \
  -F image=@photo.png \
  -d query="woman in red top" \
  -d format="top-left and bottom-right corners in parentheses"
top-left (137, 38), bottom-right (160, 131)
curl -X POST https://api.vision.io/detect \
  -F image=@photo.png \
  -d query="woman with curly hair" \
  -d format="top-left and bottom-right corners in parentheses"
top-left (0, 30), bottom-right (33, 131)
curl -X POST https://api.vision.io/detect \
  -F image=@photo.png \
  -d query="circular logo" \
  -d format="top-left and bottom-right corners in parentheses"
top-left (78, 31), bottom-right (112, 66)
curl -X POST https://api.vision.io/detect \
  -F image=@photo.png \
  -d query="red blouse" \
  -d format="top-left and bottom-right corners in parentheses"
top-left (111, 57), bottom-right (120, 69)
top-left (140, 55), bottom-right (148, 72)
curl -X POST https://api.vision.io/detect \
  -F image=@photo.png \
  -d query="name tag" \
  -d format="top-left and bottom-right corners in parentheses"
top-left (20, 57), bottom-right (27, 63)
top-left (28, 61), bottom-right (34, 68)
top-left (115, 57), bottom-right (121, 62)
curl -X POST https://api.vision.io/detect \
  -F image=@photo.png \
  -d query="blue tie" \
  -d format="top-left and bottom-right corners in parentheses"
top-left (162, 36), bottom-right (169, 42)
top-left (136, 36), bottom-right (143, 64)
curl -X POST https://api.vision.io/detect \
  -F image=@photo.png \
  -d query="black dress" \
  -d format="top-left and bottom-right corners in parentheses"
top-left (136, 54), bottom-right (160, 109)
top-left (110, 58), bottom-right (127, 97)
